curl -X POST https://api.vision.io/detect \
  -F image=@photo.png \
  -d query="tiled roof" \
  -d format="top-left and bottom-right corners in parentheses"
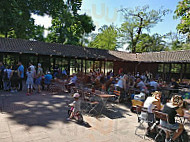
top-left (0, 37), bottom-right (190, 63)
top-left (0, 37), bottom-right (137, 62)
top-left (138, 51), bottom-right (190, 62)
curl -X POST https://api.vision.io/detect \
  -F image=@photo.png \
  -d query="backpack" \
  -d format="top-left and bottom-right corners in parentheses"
top-left (3, 70), bottom-right (9, 81)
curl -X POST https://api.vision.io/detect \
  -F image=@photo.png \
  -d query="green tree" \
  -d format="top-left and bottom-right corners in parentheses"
top-left (0, 0), bottom-right (34, 38)
top-left (165, 32), bottom-right (190, 51)
top-left (135, 33), bottom-right (166, 52)
top-left (175, 0), bottom-right (190, 40)
top-left (89, 25), bottom-right (118, 50)
top-left (0, 0), bottom-right (83, 40)
top-left (46, 7), bottom-right (95, 45)
top-left (120, 5), bottom-right (170, 53)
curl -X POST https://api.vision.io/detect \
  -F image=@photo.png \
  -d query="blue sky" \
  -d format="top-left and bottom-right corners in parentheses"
top-left (80, 0), bottom-right (181, 34)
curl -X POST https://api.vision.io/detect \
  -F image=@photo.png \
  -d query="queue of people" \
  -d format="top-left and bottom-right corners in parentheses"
top-left (0, 61), bottom-right (53, 95)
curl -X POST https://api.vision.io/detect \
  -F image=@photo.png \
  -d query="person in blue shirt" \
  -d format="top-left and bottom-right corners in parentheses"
top-left (18, 62), bottom-right (24, 91)
top-left (44, 71), bottom-right (52, 90)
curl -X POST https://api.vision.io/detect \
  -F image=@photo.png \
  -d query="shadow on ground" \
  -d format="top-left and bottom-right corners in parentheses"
top-left (0, 91), bottom-right (88, 129)
top-left (0, 91), bottom-right (131, 129)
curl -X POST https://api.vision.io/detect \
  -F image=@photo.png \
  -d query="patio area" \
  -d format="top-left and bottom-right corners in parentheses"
top-left (0, 90), bottom-right (150, 142)
top-left (0, 88), bottom-right (190, 142)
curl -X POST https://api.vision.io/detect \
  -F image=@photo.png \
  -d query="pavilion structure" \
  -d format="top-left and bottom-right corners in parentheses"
top-left (0, 37), bottom-right (190, 80)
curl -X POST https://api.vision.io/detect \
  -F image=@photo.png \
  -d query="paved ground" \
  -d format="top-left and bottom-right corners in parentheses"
top-left (0, 90), bottom-right (189, 142)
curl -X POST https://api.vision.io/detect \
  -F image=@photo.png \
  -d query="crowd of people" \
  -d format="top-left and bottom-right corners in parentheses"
top-left (0, 61), bottom-right (189, 141)
top-left (0, 61), bottom-right (53, 95)
top-left (0, 61), bottom-right (181, 99)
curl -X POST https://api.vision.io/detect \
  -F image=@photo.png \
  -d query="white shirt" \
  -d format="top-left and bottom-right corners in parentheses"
top-left (143, 97), bottom-right (157, 113)
top-left (4, 69), bottom-right (12, 79)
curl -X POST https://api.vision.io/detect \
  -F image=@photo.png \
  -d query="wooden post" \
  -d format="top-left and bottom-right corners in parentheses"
top-left (85, 59), bottom-right (87, 74)
top-left (68, 58), bottom-right (70, 75)
top-left (163, 63), bottom-right (165, 80)
top-left (169, 63), bottom-right (172, 81)
top-left (93, 60), bottom-right (95, 71)
top-left (180, 63), bottom-right (183, 82)
top-left (81, 59), bottom-right (83, 73)
top-left (104, 60), bottom-right (106, 75)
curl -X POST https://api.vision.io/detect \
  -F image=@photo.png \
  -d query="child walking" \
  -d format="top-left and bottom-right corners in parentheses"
top-left (26, 67), bottom-right (34, 95)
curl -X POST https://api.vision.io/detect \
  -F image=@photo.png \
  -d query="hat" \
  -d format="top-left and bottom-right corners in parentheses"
top-left (152, 91), bottom-right (161, 96)
top-left (152, 91), bottom-right (161, 100)
top-left (73, 93), bottom-right (80, 98)
top-left (47, 71), bottom-right (51, 74)
top-left (171, 95), bottom-right (183, 107)
top-left (167, 95), bottom-right (183, 108)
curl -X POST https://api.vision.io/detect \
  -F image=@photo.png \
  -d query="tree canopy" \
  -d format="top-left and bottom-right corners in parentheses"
top-left (175, 0), bottom-right (190, 40)
top-left (119, 5), bottom-right (170, 53)
top-left (0, 0), bottom-right (95, 45)
top-left (89, 25), bottom-right (118, 50)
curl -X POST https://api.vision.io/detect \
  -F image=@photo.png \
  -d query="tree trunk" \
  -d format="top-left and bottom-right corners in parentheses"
top-left (132, 16), bottom-right (143, 53)
top-left (5, 32), bottom-right (8, 38)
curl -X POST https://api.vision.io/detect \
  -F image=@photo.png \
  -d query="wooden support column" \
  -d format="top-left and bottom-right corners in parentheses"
top-left (68, 58), bottom-right (70, 75)
top-left (93, 60), bottom-right (95, 71)
top-left (180, 63), bottom-right (183, 82)
top-left (169, 63), bottom-right (172, 81)
top-left (163, 63), bottom-right (165, 80)
top-left (81, 59), bottom-right (83, 72)
top-left (104, 60), bottom-right (106, 74)
top-left (85, 59), bottom-right (87, 74)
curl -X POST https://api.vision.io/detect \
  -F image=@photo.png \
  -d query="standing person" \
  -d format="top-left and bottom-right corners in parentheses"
top-left (26, 67), bottom-right (34, 95)
top-left (115, 75), bottom-right (127, 102)
top-left (0, 62), bottom-right (5, 90)
top-left (35, 63), bottom-right (43, 93)
top-left (6, 66), bottom-right (12, 91)
top-left (3, 66), bottom-right (10, 91)
top-left (29, 62), bottom-right (36, 89)
top-left (18, 61), bottom-right (24, 91)
top-left (10, 65), bottom-right (20, 92)
top-left (29, 62), bottom-right (35, 73)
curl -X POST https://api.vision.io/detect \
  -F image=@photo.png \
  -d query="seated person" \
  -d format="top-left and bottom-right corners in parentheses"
top-left (170, 78), bottom-right (179, 93)
top-left (135, 78), bottom-right (146, 92)
top-left (93, 78), bottom-right (101, 90)
top-left (105, 77), bottom-right (114, 92)
top-left (44, 71), bottom-right (53, 90)
top-left (65, 73), bottom-right (77, 92)
top-left (149, 78), bottom-right (159, 92)
top-left (141, 91), bottom-right (161, 132)
top-left (160, 95), bottom-right (184, 142)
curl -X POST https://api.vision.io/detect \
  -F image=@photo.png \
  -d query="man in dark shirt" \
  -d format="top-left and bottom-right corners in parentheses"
top-left (160, 95), bottom-right (184, 142)
top-left (171, 78), bottom-right (179, 93)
